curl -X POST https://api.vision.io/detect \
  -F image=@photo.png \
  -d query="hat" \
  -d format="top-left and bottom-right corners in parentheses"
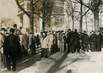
top-left (10, 28), bottom-right (15, 33)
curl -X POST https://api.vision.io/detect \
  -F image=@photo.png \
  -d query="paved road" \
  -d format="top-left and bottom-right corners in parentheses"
top-left (0, 54), bottom-right (41, 73)
top-left (18, 52), bottom-right (103, 73)
top-left (67, 52), bottom-right (103, 73)
top-left (0, 52), bottom-right (103, 73)
top-left (16, 52), bottom-right (89, 73)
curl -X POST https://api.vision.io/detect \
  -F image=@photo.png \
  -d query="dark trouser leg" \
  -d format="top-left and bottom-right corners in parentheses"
top-left (74, 45), bottom-right (76, 53)
top-left (5, 55), bottom-right (11, 70)
top-left (11, 54), bottom-right (16, 71)
top-left (96, 44), bottom-right (101, 51)
top-left (77, 48), bottom-right (80, 53)
top-left (70, 44), bottom-right (75, 53)
top-left (67, 43), bottom-right (70, 53)
top-left (94, 44), bottom-right (97, 51)
top-left (64, 42), bottom-right (66, 52)
top-left (91, 43), bottom-right (95, 51)
top-left (75, 44), bottom-right (79, 53)
top-left (82, 44), bottom-right (85, 51)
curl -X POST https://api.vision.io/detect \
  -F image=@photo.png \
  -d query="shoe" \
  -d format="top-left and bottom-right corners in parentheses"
top-left (12, 67), bottom-right (16, 71)
top-left (7, 67), bottom-right (11, 71)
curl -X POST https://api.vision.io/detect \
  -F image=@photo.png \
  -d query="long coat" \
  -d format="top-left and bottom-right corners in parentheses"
top-left (3, 34), bottom-right (21, 57)
top-left (0, 33), bottom-right (6, 68)
top-left (96, 33), bottom-right (103, 51)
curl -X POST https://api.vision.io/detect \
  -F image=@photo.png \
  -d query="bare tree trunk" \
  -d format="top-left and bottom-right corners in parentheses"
top-left (30, 0), bottom-right (34, 34)
top-left (42, 0), bottom-right (48, 32)
top-left (80, 0), bottom-right (83, 32)
top-left (85, 16), bottom-right (88, 32)
top-left (42, 14), bottom-right (45, 32)
top-left (15, 0), bottom-right (34, 34)
top-left (93, 11), bottom-right (99, 32)
top-left (72, 12), bottom-right (74, 30)
top-left (42, 1), bottom-right (45, 32)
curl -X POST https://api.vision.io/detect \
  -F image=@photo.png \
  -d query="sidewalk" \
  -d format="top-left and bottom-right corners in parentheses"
top-left (67, 52), bottom-right (103, 73)
top-left (0, 54), bottom-right (41, 73)
top-left (18, 52), bottom-right (87, 73)
top-left (0, 52), bottom-right (88, 73)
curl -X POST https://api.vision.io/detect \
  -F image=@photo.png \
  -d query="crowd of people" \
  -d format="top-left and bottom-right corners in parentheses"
top-left (46, 29), bottom-right (103, 54)
top-left (40, 28), bottom-right (103, 56)
top-left (0, 24), bottom-right (103, 72)
top-left (0, 24), bottom-right (41, 71)
top-left (64, 29), bottom-right (103, 53)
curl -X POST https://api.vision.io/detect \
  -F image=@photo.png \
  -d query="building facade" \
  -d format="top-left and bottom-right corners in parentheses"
top-left (17, 0), bottom-right (41, 33)
top-left (50, 0), bottom-right (65, 31)
top-left (17, 0), bottom-right (69, 33)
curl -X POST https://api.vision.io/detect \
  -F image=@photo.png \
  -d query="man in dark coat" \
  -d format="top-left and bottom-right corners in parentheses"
top-left (80, 31), bottom-right (89, 51)
top-left (69, 29), bottom-right (80, 53)
top-left (3, 28), bottom-right (20, 71)
top-left (36, 34), bottom-right (41, 48)
top-left (96, 32), bottom-right (103, 51)
top-left (66, 29), bottom-right (72, 53)
top-left (63, 32), bottom-right (67, 52)
top-left (73, 29), bottom-right (80, 53)
top-left (90, 31), bottom-right (97, 51)
top-left (29, 34), bottom-right (36, 55)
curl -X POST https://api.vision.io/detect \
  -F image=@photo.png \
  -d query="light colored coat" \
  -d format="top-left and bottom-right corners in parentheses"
top-left (0, 32), bottom-right (6, 68)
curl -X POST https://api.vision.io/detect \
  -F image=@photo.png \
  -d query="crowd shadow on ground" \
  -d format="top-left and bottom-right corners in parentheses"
top-left (16, 55), bottom-right (41, 72)
top-left (47, 53), bottom-right (79, 73)
top-left (14, 52), bottom-right (80, 73)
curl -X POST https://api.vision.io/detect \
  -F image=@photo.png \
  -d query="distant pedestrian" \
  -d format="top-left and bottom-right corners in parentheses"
top-left (80, 31), bottom-right (89, 51)
top-left (57, 31), bottom-right (64, 54)
top-left (63, 32), bottom-right (67, 52)
top-left (96, 32), bottom-right (103, 51)
top-left (13, 24), bottom-right (21, 36)
top-left (0, 29), bottom-right (6, 69)
top-left (28, 34), bottom-right (36, 55)
top-left (69, 29), bottom-right (80, 53)
top-left (21, 33), bottom-right (29, 55)
top-left (66, 29), bottom-right (72, 53)
top-left (35, 34), bottom-right (41, 48)
top-left (90, 31), bottom-right (97, 51)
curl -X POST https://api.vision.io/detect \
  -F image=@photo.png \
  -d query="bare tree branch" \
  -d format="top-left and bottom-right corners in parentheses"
top-left (82, 8), bottom-right (90, 16)
top-left (76, 0), bottom-right (93, 11)
top-left (15, 0), bottom-right (30, 17)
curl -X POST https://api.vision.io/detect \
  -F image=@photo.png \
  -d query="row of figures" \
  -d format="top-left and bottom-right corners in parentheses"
top-left (39, 28), bottom-right (103, 55)
top-left (50, 29), bottom-right (103, 54)
top-left (63, 29), bottom-right (103, 53)
top-left (0, 24), bottom-right (103, 71)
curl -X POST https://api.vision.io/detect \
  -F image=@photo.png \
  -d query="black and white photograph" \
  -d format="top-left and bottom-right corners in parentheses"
top-left (0, 0), bottom-right (103, 73)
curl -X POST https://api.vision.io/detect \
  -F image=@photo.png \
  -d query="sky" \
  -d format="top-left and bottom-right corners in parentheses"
top-left (0, 0), bottom-right (18, 20)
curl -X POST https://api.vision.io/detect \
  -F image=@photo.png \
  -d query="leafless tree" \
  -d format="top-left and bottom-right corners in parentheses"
top-left (66, 0), bottom-right (90, 32)
top-left (77, 0), bottom-right (103, 32)
top-left (41, 0), bottom-right (54, 32)
top-left (66, 0), bottom-right (77, 30)
top-left (15, 0), bottom-right (54, 33)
